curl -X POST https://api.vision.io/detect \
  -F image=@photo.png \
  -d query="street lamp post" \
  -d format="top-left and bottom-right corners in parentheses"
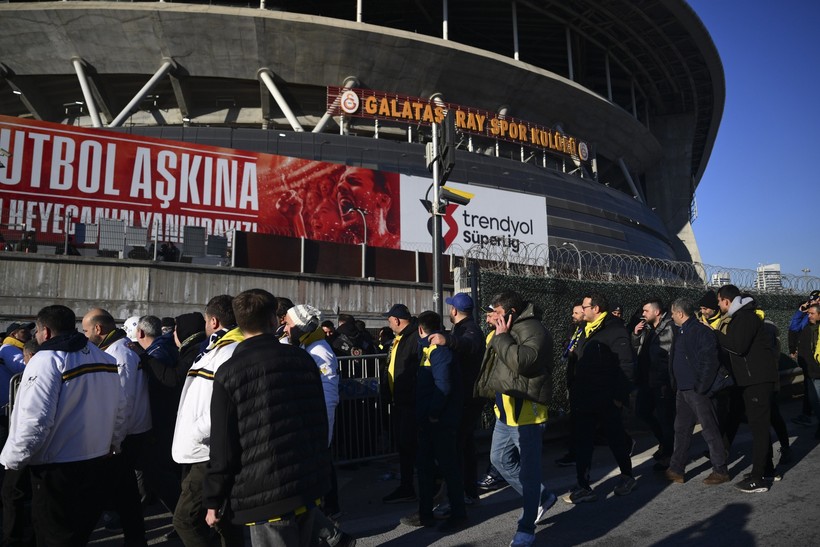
top-left (562, 241), bottom-right (582, 280)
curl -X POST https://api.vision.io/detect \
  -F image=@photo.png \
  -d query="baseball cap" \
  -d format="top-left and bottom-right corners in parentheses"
top-left (445, 293), bottom-right (474, 312)
top-left (383, 304), bottom-right (412, 320)
top-left (5, 321), bottom-right (34, 334)
top-left (809, 290), bottom-right (820, 301)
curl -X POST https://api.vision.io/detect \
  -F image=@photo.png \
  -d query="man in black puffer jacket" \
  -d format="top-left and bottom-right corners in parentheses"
top-left (713, 284), bottom-right (778, 494)
top-left (564, 291), bottom-right (636, 504)
top-left (204, 289), bottom-right (353, 546)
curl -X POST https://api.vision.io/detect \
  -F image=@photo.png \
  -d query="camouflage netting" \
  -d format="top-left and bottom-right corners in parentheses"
top-left (479, 271), bottom-right (807, 415)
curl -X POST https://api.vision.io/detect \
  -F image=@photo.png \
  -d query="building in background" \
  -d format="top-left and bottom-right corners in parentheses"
top-left (755, 263), bottom-right (782, 292)
top-left (711, 272), bottom-right (731, 286)
top-left (0, 0), bottom-right (724, 263)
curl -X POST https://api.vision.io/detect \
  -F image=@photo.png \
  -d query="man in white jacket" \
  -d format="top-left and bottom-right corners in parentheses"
top-left (83, 308), bottom-right (152, 544)
top-left (171, 295), bottom-right (244, 546)
top-left (0, 305), bottom-right (127, 546)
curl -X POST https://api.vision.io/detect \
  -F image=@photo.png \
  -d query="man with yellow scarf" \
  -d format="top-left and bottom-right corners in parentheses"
top-left (474, 290), bottom-right (555, 547)
top-left (563, 292), bottom-right (637, 504)
top-left (713, 284), bottom-right (778, 494)
top-left (0, 321), bottom-right (33, 439)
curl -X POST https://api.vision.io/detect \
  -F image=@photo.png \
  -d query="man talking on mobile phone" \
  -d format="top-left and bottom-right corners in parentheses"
top-left (474, 290), bottom-right (555, 547)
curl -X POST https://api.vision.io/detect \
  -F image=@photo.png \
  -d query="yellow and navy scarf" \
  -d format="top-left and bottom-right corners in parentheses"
top-left (1, 336), bottom-right (24, 350)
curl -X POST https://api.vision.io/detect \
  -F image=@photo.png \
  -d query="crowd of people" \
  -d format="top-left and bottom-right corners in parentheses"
top-left (0, 284), bottom-right (816, 547)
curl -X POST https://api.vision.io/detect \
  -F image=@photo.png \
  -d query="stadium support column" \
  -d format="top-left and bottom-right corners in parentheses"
top-left (313, 76), bottom-right (358, 133)
top-left (618, 157), bottom-right (645, 203)
top-left (71, 57), bottom-right (102, 128)
top-left (109, 58), bottom-right (174, 127)
top-left (258, 68), bottom-right (304, 132)
top-left (512, 2), bottom-right (520, 61)
top-left (442, 0), bottom-right (449, 40)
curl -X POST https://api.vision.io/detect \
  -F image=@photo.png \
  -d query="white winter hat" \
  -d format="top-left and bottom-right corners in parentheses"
top-left (123, 316), bottom-right (141, 341)
top-left (286, 305), bottom-right (321, 330)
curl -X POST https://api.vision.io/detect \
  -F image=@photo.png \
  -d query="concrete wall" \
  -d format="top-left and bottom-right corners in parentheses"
top-left (0, 253), bottom-right (438, 327)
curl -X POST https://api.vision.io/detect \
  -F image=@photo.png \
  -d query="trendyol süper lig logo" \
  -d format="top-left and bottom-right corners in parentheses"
top-left (425, 203), bottom-right (461, 250)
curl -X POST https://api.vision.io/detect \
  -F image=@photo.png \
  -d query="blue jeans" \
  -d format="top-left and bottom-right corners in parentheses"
top-left (489, 420), bottom-right (546, 535)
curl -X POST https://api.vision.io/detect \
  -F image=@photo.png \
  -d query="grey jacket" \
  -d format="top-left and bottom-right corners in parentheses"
top-left (631, 313), bottom-right (674, 388)
top-left (474, 303), bottom-right (553, 406)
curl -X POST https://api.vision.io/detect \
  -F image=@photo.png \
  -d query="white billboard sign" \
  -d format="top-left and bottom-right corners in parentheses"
top-left (399, 175), bottom-right (548, 259)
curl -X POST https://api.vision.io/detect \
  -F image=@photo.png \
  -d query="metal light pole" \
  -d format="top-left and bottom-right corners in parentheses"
top-left (431, 122), bottom-right (443, 318)
top-left (562, 241), bottom-right (582, 280)
top-left (346, 205), bottom-right (368, 277)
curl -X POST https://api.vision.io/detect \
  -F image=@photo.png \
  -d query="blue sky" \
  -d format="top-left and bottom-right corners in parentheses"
top-left (686, 1), bottom-right (819, 278)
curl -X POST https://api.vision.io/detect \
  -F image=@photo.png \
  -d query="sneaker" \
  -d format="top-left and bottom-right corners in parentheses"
top-left (326, 530), bottom-right (357, 547)
top-left (702, 472), bottom-right (730, 485)
top-left (509, 531), bottom-right (536, 547)
top-left (477, 473), bottom-right (507, 491)
top-left (534, 492), bottom-right (557, 525)
top-left (743, 472), bottom-right (782, 482)
top-left (336, 533), bottom-right (357, 547)
top-left (438, 515), bottom-right (468, 534)
top-left (778, 446), bottom-right (792, 466)
top-left (791, 414), bottom-right (813, 426)
top-left (735, 477), bottom-right (769, 493)
top-left (399, 513), bottom-right (436, 527)
top-left (554, 453), bottom-right (576, 467)
top-left (613, 474), bottom-right (637, 496)
top-left (664, 469), bottom-right (684, 484)
top-left (432, 502), bottom-right (451, 520)
top-left (562, 486), bottom-right (597, 504)
top-left (383, 487), bottom-right (417, 504)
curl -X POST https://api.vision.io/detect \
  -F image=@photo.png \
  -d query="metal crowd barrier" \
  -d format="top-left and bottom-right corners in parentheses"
top-left (331, 353), bottom-right (395, 464)
top-left (5, 372), bottom-right (22, 417)
top-left (330, 352), bottom-right (497, 464)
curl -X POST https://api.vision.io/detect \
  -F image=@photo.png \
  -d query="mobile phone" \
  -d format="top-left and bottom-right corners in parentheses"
top-left (506, 308), bottom-right (519, 324)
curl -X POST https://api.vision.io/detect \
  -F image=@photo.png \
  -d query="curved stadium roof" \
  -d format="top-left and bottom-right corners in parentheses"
top-left (0, 0), bottom-right (724, 260)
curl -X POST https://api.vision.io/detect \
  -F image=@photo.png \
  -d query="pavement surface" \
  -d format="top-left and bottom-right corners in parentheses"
top-left (90, 397), bottom-right (820, 546)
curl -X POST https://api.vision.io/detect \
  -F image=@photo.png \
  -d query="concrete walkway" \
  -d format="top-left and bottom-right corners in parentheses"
top-left (90, 397), bottom-right (820, 546)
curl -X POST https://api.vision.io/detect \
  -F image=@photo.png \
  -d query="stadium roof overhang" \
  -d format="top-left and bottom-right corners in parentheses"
top-left (0, 1), bottom-right (723, 188)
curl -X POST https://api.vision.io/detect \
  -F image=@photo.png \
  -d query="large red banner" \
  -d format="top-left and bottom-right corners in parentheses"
top-left (0, 116), bottom-right (401, 248)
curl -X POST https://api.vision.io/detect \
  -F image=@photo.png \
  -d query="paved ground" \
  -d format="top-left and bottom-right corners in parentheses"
top-left (90, 398), bottom-right (820, 546)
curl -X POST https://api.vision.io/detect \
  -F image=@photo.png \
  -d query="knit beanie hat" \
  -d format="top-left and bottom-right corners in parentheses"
top-left (175, 312), bottom-right (205, 342)
top-left (286, 305), bottom-right (322, 331)
top-left (697, 290), bottom-right (719, 310)
top-left (123, 316), bottom-right (141, 341)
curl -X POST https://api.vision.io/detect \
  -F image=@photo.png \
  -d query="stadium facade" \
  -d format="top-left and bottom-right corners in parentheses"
top-left (0, 0), bottom-right (723, 263)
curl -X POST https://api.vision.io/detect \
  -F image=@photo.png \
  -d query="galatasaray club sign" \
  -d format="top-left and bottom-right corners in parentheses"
top-left (0, 116), bottom-right (546, 257)
top-left (329, 87), bottom-right (589, 161)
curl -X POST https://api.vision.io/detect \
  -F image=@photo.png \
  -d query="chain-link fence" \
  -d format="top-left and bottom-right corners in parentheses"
top-left (478, 269), bottom-right (810, 417)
